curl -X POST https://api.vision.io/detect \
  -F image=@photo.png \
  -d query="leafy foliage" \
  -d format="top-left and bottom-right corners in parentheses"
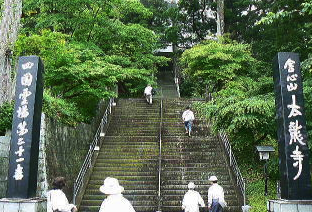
top-left (14, 30), bottom-right (164, 123)
top-left (163, 0), bottom-right (216, 48)
top-left (226, 0), bottom-right (312, 62)
top-left (0, 101), bottom-right (14, 135)
top-left (14, 0), bottom-right (169, 123)
top-left (195, 77), bottom-right (276, 152)
top-left (180, 37), bottom-right (262, 96)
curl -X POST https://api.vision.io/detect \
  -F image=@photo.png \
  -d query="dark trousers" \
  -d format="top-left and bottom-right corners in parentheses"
top-left (209, 199), bottom-right (222, 212)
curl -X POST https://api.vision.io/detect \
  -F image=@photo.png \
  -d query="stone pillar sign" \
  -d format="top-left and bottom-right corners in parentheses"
top-left (7, 56), bottom-right (44, 198)
top-left (273, 52), bottom-right (312, 200)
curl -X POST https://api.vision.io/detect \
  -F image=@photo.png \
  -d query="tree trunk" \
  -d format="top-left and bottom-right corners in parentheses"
top-left (216, 0), bottom-right (224, 36)
top-left (0, 0), bottom-right (22, 106)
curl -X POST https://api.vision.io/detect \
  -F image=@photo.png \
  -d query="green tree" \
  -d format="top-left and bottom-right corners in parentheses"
top-left (180, 37), bottom-right (261, 96)
top-left (14, 0), bottom-right (169, 123)
top-left (226, 0), bottom-right (312, 62)
top-left (180, 36), bottom-right (277, 153)
top-left (14, 30), bottom-right (161, 122)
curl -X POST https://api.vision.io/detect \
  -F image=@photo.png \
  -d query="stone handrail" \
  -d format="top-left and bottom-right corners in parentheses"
top-left (73, 98), bottom-right (114, 205)
top-left (157, 91), bottom-right (163, 212)
top-left (218, 132), bottom-right (246, 205)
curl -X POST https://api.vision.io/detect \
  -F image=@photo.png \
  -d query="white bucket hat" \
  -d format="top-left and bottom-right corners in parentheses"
top-left (208, 176), bottom-right (218, 182)
top-left (188, 182), bottom-right (195, 189)
top-left (99, 177), bottom-right (124, 195)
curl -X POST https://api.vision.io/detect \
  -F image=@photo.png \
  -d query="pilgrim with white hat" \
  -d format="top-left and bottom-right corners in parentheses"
top-left (207, 176), bottom-right (227, 212)
top-left (99, 177), bottom-right (136, 212)
top-left (182, 181), bottom-right (205, 212)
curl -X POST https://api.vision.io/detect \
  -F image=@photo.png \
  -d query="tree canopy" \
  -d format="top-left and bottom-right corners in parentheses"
top-left (5, 0), bottom-right (169, 124)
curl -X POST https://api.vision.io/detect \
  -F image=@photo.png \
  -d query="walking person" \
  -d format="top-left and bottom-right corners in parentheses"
top-left (207, 176), bottom-right (226, 212)
top-left (182, 182), bottom-right (205, 212)
top-left (144, 84), bottom-right (153, 104)
top-left (99, 177), bottom-right (136, 212)
top-left (182, 106), bottom-right (195, 137)
top-left (47, 177), bottom-right (78, 212)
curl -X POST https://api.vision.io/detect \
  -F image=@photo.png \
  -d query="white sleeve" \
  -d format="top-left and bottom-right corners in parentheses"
top-left (126, 199), bottom-right (136, 212)
top-left (46, 192), bottom-right (53, 212)
top-left (99, 200), bottom-right (106, 212)
top-left (197, 192), bottom-right (205, 207)
top-left (182, 194), bottom-right (186, 209)
top-left (220, 187), bottom-right (226, 204)
top-left (54, 191), bottom-right (75, 212)
top-left (191, 112), bottom-right (195, 120)
top-left (208, 188), bottom-right (212, 207)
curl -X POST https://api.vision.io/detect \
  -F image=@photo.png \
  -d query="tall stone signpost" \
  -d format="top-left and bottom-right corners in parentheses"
top-left (0, 56), bottom-right (46, 212)
top-left (268, 52), bottom-right (312, 211)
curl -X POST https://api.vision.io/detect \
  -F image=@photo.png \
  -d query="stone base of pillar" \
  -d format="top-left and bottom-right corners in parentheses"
top-left (0, 198), bottom-right (46, 212)
top-left (267, 199), bottom-right (312, 212)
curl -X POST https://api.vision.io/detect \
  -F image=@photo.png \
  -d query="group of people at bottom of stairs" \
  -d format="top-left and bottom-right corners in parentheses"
top-left (183, 175), bottom-right (226, 212)
top-left (47, 175), bottom-right (225, 212)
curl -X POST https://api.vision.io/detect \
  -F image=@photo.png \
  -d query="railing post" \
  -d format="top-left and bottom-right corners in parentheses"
top-left (243, 178), bottom-right (246, 206)
top-left (157, 98), bottom-right (163, 212)
top-left (230, 146), bottom-right (232, 166)
top-left (73, 182), bottom-right (76, 205)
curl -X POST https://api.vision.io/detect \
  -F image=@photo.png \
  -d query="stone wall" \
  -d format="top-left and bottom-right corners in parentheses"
top-left (44, 100), bottom-right (107, 201)
top-left (0, 133), bottom-right (10, 198)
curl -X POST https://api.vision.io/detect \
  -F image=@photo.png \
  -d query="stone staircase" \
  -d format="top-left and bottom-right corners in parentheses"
top-left (160, 99), bottom-right (242, 212)
top-left (78, 97), bottom-right (242, 212)
top-left (79, 99), bottom-right (160, 212)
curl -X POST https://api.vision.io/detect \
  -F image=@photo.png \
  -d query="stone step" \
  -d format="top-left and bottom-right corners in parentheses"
top-left (161, 179), bottom-right (233, 186)
top-left (161, 174), bottom-right (231, 181)
top-left (161, 169), bottom-right (229, 177)
top-left (161, 194), bottom-right (238, 202)
top-left (89, 175), bottom-right (158, 181)
top-left (96, 155), bottom-right (158, 160)
top-left (161, 158), bottom-right (225, 163)
top-left (161, 154), bottom-right (222, 160)
top-left (103, 135), bottom-right (158, 141)
top-left (101, 142), bottom-right (158, 146)
top-left (106, 128), bottom-right (159, 133)
top-left (88, 179), bottom-right (158, 186)
top-left (109, 120), bottom-right (160, 125)
top-left (161, 161), bottom-right (227, 167)
top-left (91, 171), bottom-right (158, 177)
top-left (160, 187), bottom-right (237, 195)
top-left (83, 189), bottom-right (158, 200)
top-left (100, 147), bottom-right (159, 153)
top-left (79, 205), bottom-right (158, 212)
top-left (99, 151), bottom-right (159, 158)
top-left (85, 184), bottom-right (158, 192)
top-left (161, 145), bottom-right (219, 151)
top-left (106, 131), bottom-right (158, 136)
top-left (160, 166), bottom-right (227, 172)
top-left (94, 161), bottom-right (158, 167)
top-left (82, 195), bottom-right (158, 203)
top-left (160, 206), bottom-right (241, 212)
top-left (161, 184), bottom-right (237, 193)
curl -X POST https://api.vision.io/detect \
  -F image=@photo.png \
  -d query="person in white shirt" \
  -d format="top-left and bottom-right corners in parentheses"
top-left (99, 177), bottom-right (136, 212)
top-left (47, 177), bottom-right (77, 212)
top-left (182, 182), bottom-right (205, 212)
top-left (144, 84), bottom-right (153, 104)
top-left (182, 106), bottom-right (195, 137)
top-left (207, 176), bottom-right (227, 212)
